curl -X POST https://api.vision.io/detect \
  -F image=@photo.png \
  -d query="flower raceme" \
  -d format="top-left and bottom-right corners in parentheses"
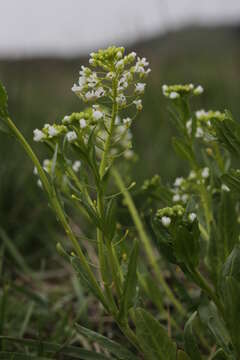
top-left (32, 46), bottom-right (151, 184)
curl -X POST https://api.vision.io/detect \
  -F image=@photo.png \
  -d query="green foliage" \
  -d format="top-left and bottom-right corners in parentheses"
top-left (135, 308), bottom-right (177, 360)
top-left (75, 324), bottom-right (138, 360)
top-left (2, 41), bottom-right (240, 360)
top-left (184, 312), bottom-right (202, 360)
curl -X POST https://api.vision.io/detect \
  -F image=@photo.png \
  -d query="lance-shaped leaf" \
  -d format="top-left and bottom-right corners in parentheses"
top-left (184, 312), bottom-right (202, 360)
top-left (172, 137), bottom-right (196, 167)
top-left (75, 324), bottom-right (139, 360)
top-left (135, 307), bottom-right (177, 360)
top-left (211, 349), bottom-right (229, 360)
top-left (198, 300), bottom-right (230, 354)
top-left (0, 81), bottom-right (10, 134)
top-left (221, 169), bottom-right (240, 194)
top-left (119, 240), bottom-right (139, 320)
top-left (219, 276), bottom-right (240, 356)
top-left (213, 111), bottom-right (240, 156)
top-left (104, 198), bottom-right (117, 242)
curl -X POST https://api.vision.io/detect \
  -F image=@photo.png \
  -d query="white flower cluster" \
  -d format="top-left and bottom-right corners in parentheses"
top-left (186, 109), bottom-right (225, 141)
top-left (72, 66), bottom-right (106, 102)
top-left (33, 124), bottom-right (67, 142)
top-left (162, 84), bottom-right (204, 99)
top-left (171, 168), bottom-right (211, 204)
top-left (72, 46), bottom-right (150, 113)
top-left (157, 205), bottom-right (196, 228)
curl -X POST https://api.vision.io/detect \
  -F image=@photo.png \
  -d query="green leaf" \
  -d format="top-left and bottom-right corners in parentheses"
top-left (119, 240), bottom-right (139, 320)
top-left (184, 312), bottom-right (202, 360)
top-left (211, 349), bottom-right (228, 360)
top-left (198, 301), bottom-right (230, 354)
top-left (172, 137), bottom-right (196, 167)
top-left (72, 194), bottom-right (103, 231)
top-left (104, 198), bottom-right (117, 242)
top-left (213, 113), bottom-right (240, 156)
top-left (221, 244), bottom-right (240, 283)
top-left (0, 336), bottom-right (110, 359)
top-left (135, 307), bottom-right (177, 360)
top-left (177, 350), bottom-right (191, 360)
top-left (218, 192), bottom-right (239, 260)
top-left (0, 81), bottom-right (10, 134)
top-left (75, 324), bottom-right (138, 360)
top-left (222, 169), bottom-right (240, 194)
top-left (151, 217), bottom-right (177, 264)
top-left (173, 221), bottom-right (200, 270)
top-left (0, 81), bottom-right (8, 118)
top-left (219, 276), bottom-right (240, 354)
top-left (139, 273), bottom-right (163, 313)
top-left (71, 255), bottom-right (103, 303)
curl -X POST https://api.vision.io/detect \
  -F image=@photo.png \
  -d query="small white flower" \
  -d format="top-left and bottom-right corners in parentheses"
top-left (116, 94), bottom-right (126, 106)
top-left (189, 170), bottom-right (196, 180)
top-left (33, 166), bottom-right (38, 175)
top-left (79, 118), bottom-right (87, 128)
top-left (133, 99), bottom-right (142, 111)
top-left (221, 183), bottom-right (230, 192)
top-left (194, 85), bottom-right (204, 95)
top-left (189, 84), bottom-right (194, 90)
top-left (161, 216), bottom-right (171, 227)
top-left (43, 159), bottom-right (51, 172)
top-left (201, 167), bottom-right (209, 179)
top-left (106, 72), bottom-right (114, 79)
top-left (169, 92), bottom-right (180, 99)
top-left (129, 51), bottom-right (136, 60)
top-left (186, 119), bottom-right (192, 135)
top-left (72, 83), bottom-right (83, 93)
top-left (66, 131), bottom-right (77, 142)
top-left (37, 179), bottom-right (42, 188)
top-left (85, 90), bottom-right (96, 101)
top-left (181, 194), bottom-right (189, 203)
top-left (48, 126), bottom-right (59, 138)
top-left (188, 212), bottom-right (197, 222)
top-left (116, 51), bottom-right (122, 59)
top-left (196, 109), bottom-right (206, 119)
top-left (135, 83), bottom-right (146, 94)
top-left (174, 177), bottom-right (184, 187)
top-left (162, 84), bottom-right (168, 95)
top-left (89, 58), bottom-right (94, 65)
top-left (196, 127), bottom-right (204, 138)
top-left (172, 194), bottom-right (181, 202)
top-left (93, 110), bottom-right (103, 120)
top-left (123, 117), bottom-right (132, 126)
top-left (62, 115), bottom-right (70, 124)
top-left (124, 149), bottom-right (134, 159)
top-left (95, 87), bottom-right (105, 98)
top-left (116, 59), bottom-right (124, 69)
top-left (72, 160), bottom-right (81, 172)
top-left (33, 129), bottom-right (45, 142)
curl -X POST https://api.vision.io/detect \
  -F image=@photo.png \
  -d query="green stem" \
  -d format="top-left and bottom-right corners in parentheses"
top-left (97, 79), bottom-right (123, 300)
top-left (112, 168), bottom-right (186, 316)
top-left (192, 269), bottom-right (224, 316)
top-left (6, 116), bottom-right (109, 312)
top-left (99, 78), bottom-right (118, 179)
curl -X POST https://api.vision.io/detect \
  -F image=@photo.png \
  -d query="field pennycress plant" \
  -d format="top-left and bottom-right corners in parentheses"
top-left (1, 46), bottom-right (240, 359)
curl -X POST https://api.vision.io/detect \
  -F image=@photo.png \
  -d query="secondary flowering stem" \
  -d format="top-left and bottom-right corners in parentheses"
top-left (6, 116), bottom-right (109, 312)
top-left (112, 167), bottom-right (186, 316)
top-left (97, 77), bottom-right (122, 301)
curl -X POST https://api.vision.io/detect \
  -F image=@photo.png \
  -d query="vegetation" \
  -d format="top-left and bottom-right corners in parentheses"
top-left (1, 28), bottom-right (240, 359)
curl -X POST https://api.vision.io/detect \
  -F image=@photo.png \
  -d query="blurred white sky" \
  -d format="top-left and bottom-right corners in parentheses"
top-left (1, 0), bottom-right (240, 57)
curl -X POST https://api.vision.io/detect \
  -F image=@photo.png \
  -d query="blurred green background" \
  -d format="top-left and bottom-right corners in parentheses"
top-left (1, 25), bottom-right (240, 267)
